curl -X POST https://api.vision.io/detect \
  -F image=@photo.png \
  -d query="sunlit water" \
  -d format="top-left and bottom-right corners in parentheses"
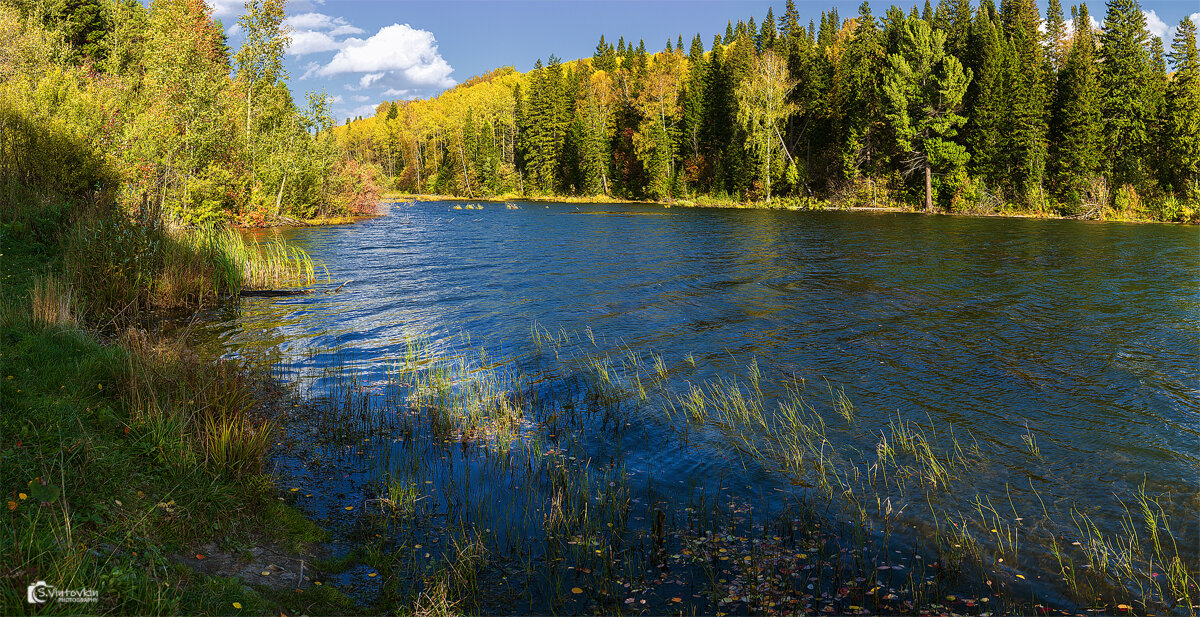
top-left (195, 201), bottom-right (1198, 608)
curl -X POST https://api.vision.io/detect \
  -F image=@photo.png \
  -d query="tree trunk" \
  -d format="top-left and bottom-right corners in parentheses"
top-left (924, 162), bottom-right (933, 213)
top-left (275, 172), bottom-right (287, 218)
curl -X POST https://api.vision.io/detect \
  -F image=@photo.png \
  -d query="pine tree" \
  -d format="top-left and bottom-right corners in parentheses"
top-left (1098, 0), bottom-right (1152, 187)
top-left (681, 34), bottom-right (709, 184)
top-left (763, 7), bottom-right (778, 49)
top-left (594, 35), bottom-right (617, 72)
top-left (1048, 3), bottom-right (1103, 201)
top-left (834, 1), bottom-right (885, 181)
top-left (1165, 17), bottom-right (1200, 193)
top-left (944, 0), bottom-right (973, 58)
top-left (964, 0), bottom-right (1008, 188)
top-left (1044, 0), bottom-right (1067, 71)
top-left (1000, 0), bottom-right (1049, 204)
top-left (881, 17), bottom-right (972, 211)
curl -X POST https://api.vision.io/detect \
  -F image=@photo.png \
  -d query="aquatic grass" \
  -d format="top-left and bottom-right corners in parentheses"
top-left (275, 328), bottom-right (1198, 617)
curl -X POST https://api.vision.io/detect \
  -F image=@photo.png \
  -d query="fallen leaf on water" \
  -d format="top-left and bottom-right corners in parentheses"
top-left (344, 506), bottom-right (353, 510)
top-left (1117, 605), bottom-right (1131, 611)
top-left (368, 572), bottom-right (377, 578)
top-left (290, 488), bottom-right (299, 492)
top-left (671, 597), bottom-right (683, 603)
top-left (195, 554), bottom-right (205, 560)
top-left (1016, 574), bottom-right (1026, 580)
top-left (571, 587), bottom-right (583, 594)
top-left (261, 571), bottom-right (271, 576)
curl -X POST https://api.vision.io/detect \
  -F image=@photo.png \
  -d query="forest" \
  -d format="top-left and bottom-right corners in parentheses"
top-left (0, 0), bottom-right (382, 227)
top-left (339, 0), bottom-right (1200, 221)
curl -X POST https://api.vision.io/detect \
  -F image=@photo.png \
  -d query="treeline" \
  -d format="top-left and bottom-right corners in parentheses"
top-left (0, 0), bottom-right (381, 226)
top-left (340, 0), bottom-right (1200, 221)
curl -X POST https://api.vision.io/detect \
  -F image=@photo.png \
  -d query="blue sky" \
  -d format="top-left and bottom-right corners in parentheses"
top-left (206, 0), bottom-right (1200, 121)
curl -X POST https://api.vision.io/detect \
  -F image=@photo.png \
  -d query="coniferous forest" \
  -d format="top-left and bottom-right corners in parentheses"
top-left (340, 0), bottom-right (1200, 222)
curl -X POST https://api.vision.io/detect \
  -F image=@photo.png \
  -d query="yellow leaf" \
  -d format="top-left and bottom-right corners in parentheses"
top-left (1016, 574), bottom-right (1026, 580)
top-left (368, 572), bottom-right (377, 578)
top-left (261, 571), bottom-right (271, 576)
top-left (97, 383), bottom-right (102, 390)
top-left (232, 602), bottom-right (242, 609)
top-left (344, 506), bottom-right (353, 510)
top-left (571, 587), bottom-right (583, 594)
top-left (18, 493), bottom-right (27, 500)
top-left (290, 488), bottom-right (299, 492)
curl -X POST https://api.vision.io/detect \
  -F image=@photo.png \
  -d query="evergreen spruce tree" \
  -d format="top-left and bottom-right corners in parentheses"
top-left (834, 1), bottom-right (885, 181)
top-left (1000, 0), bottom-right (1049, 204)
top-left (1098, 0), bottom-right (1152, 187)
top-left (1048, 3), bottom-right (1103, 202)
top-left (1044, 0), bottom-right (1068, 71)
top-left (945, 0), bottom-right (973, 58)
top-left (763, 7), bottom-right (778, 49)
top-left (963, 1), bottom-right (1009, 189)
top-left (1165, 17), bottom-right (1200, 194)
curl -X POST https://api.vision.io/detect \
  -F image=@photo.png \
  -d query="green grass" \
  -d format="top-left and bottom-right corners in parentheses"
top-left (0, 214), bottom-right (329, 615)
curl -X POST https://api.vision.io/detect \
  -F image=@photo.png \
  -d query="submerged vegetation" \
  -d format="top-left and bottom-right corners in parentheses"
top-left (340, 0), bottom-right (1200, 221)
top-left (272, 326), bottom-right (1197, 616)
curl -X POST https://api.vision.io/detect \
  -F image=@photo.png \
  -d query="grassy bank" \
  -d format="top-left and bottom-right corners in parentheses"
top-left (0, 197), bottom-right (338, 614)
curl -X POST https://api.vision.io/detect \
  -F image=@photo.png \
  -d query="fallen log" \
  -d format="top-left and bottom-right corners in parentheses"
top-left (238, 289), bottom-right (312, 298)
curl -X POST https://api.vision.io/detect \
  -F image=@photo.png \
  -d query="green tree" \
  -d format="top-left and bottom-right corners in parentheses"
top-left (736, 50), bottom-right (796, 202)
top-left (963, 1), bottom-right (1009, 189)
top-left (1165, 17), bottom-right (1200, 194)
top-left (881, 17), bottom-right (972, 211)
top-left (833, 1), bottom-right (885, 181)
top-left (1049, 4), bottom-right (1103, 201)
top-left (1044, 0), bottom-right (1068, 71)
top-left (234, 0), bottom-right (290, 201)
top-left (1098, 0), bottom-right (1152, 187)
top-left (1001, 0), bottom-right (1049, 205)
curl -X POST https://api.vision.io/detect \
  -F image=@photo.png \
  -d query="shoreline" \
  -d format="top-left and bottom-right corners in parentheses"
top-left (383, 192), bottom-right (1190, 225)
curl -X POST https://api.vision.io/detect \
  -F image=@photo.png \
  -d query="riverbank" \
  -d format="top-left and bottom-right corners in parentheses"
top-left (385, 191), bottom-right (1196, 224)
top-left (0, 208), bottom-right (354, 614)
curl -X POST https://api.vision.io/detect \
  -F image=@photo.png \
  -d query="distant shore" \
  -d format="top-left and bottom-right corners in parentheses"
top-left (382, 192), bottom-right (1186, 224)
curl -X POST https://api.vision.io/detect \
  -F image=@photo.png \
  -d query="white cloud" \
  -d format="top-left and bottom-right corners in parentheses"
top-left (316, 24), bottom-right (456, 91)
top-left (289, 30), bottom-right (343, 55)
top-left (1144, 9), bottom-right (1171, 40)
top-left (286, 12), bottom-right (365, 56)
top-left (208, 0), bottom-right (243, 18)
top-left (351, 95), bottom-right (370, 102)
top-left (287, 12), bottom-right (363, 35)
top-left (358, 72), bottom-right (385, 88)
top-left (349, 103), bottom-right (379, 118)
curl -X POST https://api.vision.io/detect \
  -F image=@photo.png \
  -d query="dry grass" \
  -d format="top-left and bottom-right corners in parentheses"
top-left (29, 274), bottom-right (75, 327)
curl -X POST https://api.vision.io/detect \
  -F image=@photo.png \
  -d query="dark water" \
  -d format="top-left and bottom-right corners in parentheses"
top-left (201, 201), bottom-right (1199, 607)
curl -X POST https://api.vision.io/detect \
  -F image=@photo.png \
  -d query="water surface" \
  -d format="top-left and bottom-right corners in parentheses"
top-left (200, 201), bottom-right (1199, 607)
